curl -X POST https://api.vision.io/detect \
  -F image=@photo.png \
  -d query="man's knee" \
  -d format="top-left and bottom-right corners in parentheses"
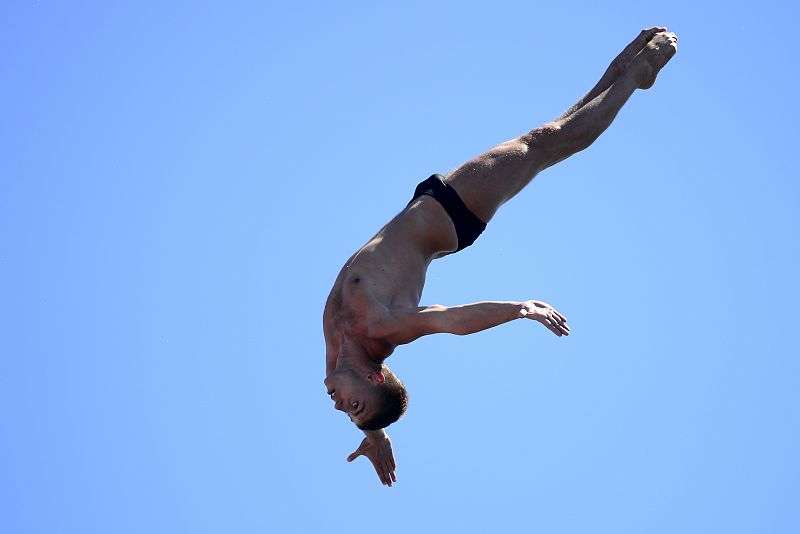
top-left (520, 122), bottom-right (570, 168)
top-left (521, 121), bottom-right (592, 166)
top-left (522, 122), bottom-right (561, 142)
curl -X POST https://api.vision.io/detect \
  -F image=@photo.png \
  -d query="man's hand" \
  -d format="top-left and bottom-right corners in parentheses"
top-left (520, 300), bottom-right (570, 337)
top-left (347, 433), bottom-right (397, 487)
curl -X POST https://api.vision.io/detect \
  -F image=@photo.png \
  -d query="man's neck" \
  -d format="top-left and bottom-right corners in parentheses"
top-left (335, 334), bottom-right (384, 373)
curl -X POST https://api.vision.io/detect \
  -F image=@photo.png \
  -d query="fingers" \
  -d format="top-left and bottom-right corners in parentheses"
top-left (550, 311), bottom-right (570, 335)
top-left (376, 462), bottom-right (388, 485)
top-left (554, 318), bottom-right (570, 336)
top-left (353, 453), bottom-right (394, 487)
top-left (383, 459), bottom-right (397, 486)
top-left (543, 312), bottom-right (570, 337)
top-left (543, 317), bottom-right (563, 336)
top-left (349, 445), bottom-right (397, 487)
top-left (549, 307), bottom-right (567, 323)
top-left (373, 459), bottom-right (394, 487)
top-left (385, 449), bottom-right (397, 484)
top-left (379, 451), bottom-right (396, 486)
top-left (542, 317), bottom-right (557, 336)
top-left (384, 463), bottom-right (394, 487)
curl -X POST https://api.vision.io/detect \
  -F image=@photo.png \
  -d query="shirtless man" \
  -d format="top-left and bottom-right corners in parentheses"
top-left (324, 28), bottom-right (677, 486)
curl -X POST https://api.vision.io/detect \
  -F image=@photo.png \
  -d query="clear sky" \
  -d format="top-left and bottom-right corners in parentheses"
top-left (2, 1), bottom-right (799, 533)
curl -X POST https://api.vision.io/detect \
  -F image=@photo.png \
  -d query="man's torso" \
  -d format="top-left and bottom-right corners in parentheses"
top-left (323, 196), bottom-right (458, 369)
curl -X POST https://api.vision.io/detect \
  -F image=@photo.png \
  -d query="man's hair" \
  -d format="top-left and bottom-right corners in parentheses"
top-left (357, 364), bottom-right (408, 431)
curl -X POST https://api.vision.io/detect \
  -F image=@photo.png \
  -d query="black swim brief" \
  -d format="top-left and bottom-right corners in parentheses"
top-left (409, 174), bottom-right (487, 253)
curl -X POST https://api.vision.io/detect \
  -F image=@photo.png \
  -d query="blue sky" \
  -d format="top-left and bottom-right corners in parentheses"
top-left (2, 1), bottom-right (799, 533)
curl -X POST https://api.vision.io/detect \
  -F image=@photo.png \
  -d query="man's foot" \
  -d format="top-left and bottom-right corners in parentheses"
top-left (629, 31), bottom-right (678, 89)
top-left (608, 27), bottom-right (669, 78)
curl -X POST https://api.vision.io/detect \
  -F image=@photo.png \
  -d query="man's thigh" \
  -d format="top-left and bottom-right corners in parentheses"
top-left (442, 133), bottom-right (552, 222)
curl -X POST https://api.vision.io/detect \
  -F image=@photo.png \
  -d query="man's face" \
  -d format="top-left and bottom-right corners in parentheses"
top-left (324, 368), bottom-right (381, 426)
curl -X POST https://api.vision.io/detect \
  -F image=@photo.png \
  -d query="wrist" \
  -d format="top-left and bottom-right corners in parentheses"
top-left (364, 429), bottom-right (386, 441)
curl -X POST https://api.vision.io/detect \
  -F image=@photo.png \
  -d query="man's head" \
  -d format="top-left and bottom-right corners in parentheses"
top-left (325, 364), bottom-right (408, 431)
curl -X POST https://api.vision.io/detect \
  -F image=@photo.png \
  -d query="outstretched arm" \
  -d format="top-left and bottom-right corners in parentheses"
top-left (347, 428), bottom-right (397, 487)
top-left (371, 300), bottom-right (569, 345)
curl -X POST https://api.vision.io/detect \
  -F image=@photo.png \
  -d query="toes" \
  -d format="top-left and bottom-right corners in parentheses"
top-left (636, 28), bottom-right (656, 45)
top-left (642, 27), bottom-right (668, 40)
top-left (632, 27), bottom-right (669, 53)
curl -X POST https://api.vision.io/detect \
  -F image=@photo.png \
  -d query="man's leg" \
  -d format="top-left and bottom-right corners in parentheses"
top-left (444, 29), bottom-right (678, 223)
top-left (556, 27), bottom-right (667, 121)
